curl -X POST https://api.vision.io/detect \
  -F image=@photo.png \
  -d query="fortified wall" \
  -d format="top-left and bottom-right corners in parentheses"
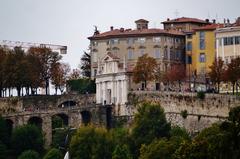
top-left (128, 91), bottom-right (240, 133)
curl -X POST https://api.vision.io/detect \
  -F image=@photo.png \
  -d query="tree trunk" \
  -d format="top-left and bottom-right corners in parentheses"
top-left (144, 80), bottom-right (147, 90)
top-left (236, 82), bottom-right (238, 94)
top-left (232, 82), bottom-right (235, 95)
top-left (17, 87), bottom-right (21, 97)
top-left (217, 82), bottom-right (220, 93)
top-left (178, 80), bottom-right (181, 92)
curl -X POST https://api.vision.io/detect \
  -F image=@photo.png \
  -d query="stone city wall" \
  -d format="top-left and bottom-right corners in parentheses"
top-left (128, 91), bottom-right (240, 133)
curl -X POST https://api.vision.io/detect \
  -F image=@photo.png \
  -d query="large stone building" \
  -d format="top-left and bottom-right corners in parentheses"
top-left (216, 18), bottom-right (240, 63)
top-left (88, 19), bottom-right (185, 115)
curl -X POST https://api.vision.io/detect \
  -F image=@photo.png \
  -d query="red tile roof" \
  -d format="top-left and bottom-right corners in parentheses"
top-left (162, 17), bottom-right (208, 24)
top-left (88, 28), bottom-right (184, 40)
top-left (193, 23), bottom-right (224, 31)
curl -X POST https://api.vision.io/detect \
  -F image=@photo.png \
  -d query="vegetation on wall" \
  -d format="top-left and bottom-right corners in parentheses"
top-left (67, 78), bottom-right (96, 94)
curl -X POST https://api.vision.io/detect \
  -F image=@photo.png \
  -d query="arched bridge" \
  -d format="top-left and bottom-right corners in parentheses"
top-left (0, 94), bottom-right (112, 147)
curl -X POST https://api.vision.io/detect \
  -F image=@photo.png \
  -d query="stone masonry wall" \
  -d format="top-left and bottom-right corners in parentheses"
top-left (128, 91), bottom-right (240, 133)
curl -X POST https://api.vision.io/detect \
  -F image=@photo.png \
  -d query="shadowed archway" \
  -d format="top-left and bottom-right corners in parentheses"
top-left (58, 101), bottom-right (77, 108)
top-left (52, 113), bottom-right (69, 129)
top-left (28, 116), bottom-right (43, 129)
top-left (81, 111), bottom-right (91, 126)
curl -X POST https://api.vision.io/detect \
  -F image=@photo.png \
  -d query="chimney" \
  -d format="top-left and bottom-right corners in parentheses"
top-left (205, 19), bottom-right (209, 23)
top-left (120, 28), bottom-right (124, 32)
top-left (212, 19), bottom-right (216, 24)
top-left (110, 26), bottom-right (114, 31)
top-left (167, 18), bottom-right (170, 21)
top-left (236, 17), bottom-right (240, 26)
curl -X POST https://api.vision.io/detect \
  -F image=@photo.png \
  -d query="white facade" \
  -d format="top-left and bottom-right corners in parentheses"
top-left (216, 26), bottom-right (240, 63)
top-left (95, 53), bottom-right (130, 115)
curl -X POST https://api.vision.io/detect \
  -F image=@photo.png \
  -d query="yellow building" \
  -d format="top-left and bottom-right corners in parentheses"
top-left (186, 24), bottom-right (222, 83)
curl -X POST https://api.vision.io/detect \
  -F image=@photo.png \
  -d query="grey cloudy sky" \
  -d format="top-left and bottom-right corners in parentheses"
top-left (1, 0), bottom-right (239, 69)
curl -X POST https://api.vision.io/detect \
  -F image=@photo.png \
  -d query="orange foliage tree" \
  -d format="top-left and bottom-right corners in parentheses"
top-left (208, 58), bottom-right (224, 93)
top-left (166, 64), bottom-right (186, 91)
top-left (133, 54), bottom-right (157, 89)
top-left (225, 57), bottom-right (240, 94)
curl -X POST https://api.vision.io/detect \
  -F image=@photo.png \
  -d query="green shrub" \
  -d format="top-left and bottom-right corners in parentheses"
top-left (67, 78), bottom-right (96, 94)
top-left (43, 148), bottom-right (63, 159)
top-left (18, 150), bottom-right (40, 159)
top-left (180, 110), bottom-right (188, 119)
top-left (197, 91), bottom-right (205, 100)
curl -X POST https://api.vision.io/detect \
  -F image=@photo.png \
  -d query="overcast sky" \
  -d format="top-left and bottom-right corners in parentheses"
top-left (1, 0), bottom-right (239, 69)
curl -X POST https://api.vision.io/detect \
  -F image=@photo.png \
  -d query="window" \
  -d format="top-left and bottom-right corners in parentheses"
top-left (186, 41), bottom-right (192, 51)
top-left (138, 38), bottom-right (146, 44)
top-left (127, 38), bottom-right (134, 45)
top-left (153, 37), bottom-right (161, 43)
top-left (235, 36), bottom-right (240, 45)
top-left (199, 31), bottom-right (205, 50)
top-left (91, 41), bottom-right (98, 46)
top-left (164, 49), bottom-right (168, 59)
top-left (199, 53), bottom-right (206, 63)
top-left (224, 37), bottom-right (234, 45)
top-left (187, 34), bottom-right (192, 39)
top-left (94, 69), bottom-right (97, 76)
top-left (140, 49), bottom-right (145, 56)
top-left (128, 50), bottom-right (133, 59)
top-left (109, 39), bottom-right (119, 45)
top-left (175, 38), bottom-right (180, 43)
top-left (176, 51), bottom-right (181, 60)
top-left (155, 49), bottom-right (161, 58)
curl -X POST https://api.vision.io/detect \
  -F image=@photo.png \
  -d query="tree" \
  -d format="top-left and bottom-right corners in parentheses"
top-left (133, 54), bottom-right (157, 89)
top-left (70, 126), bottom-right (113, 159)
top-left (166, 64), bottom-right (186, 91)
top-left (67, 78), bottom-right (96, 94)
top-left (28, 47), bottom-right (62, 95)
top-left (11, 124), bottom-right (44, 155)
top-left (112, 145), bottom-right (132, 159)
top-left (0, 47), bottom-right (7, 97)
top-left (139, 139), bottom-right (175, 159)
top-left (43, 148), bottom-right (63, 159)
top-left (12, 47), bottom-right (26, 96)
top-left (17, 150), bottom-right (40, 159)
top-left (69, 69), bottom-right (81, 80)
top-left (208, 58), bottom-right (224, 93)
top-left (131, 102), bottom-right (171, 158)
top-left (225, 57), bottom-right (240, 94)
top-left (80, 51), bottom-right (91, 78)
top-left (51, 62), bottom-right (70, 94)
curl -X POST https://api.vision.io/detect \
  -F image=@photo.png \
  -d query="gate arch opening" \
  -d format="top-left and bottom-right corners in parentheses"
top-left (81, 111), bottom-right (91, 126)
top-left (58, 101), bottom-right (77, 108)
top-left (52, 113), bottom-right (69, 129)
top-left (28, 116), bottom-right (43, 129)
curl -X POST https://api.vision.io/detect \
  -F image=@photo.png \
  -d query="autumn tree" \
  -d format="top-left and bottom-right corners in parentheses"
top-left (2, 49), bottom-right (16, 96)
top-left (166, 64), bottom-right (186, 91)
top-left (80, 51), bottom-right (91, 78)
top-left (51, 62), bottom-right (70, 94)
top-left (133, 54), bottom-right (157, 89)
top-left (225, 57), bottom-right (240, 94)
top-left (69, 69), bottom-right (81, 80)
top-left (28, 47), bottom-right (62, 95)
top-left (24, 52), bottom-right (42, 95)
top-left (0, 47), bottom-right (7, 97)
top-left (208, 58), bottom-right (224, 93)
